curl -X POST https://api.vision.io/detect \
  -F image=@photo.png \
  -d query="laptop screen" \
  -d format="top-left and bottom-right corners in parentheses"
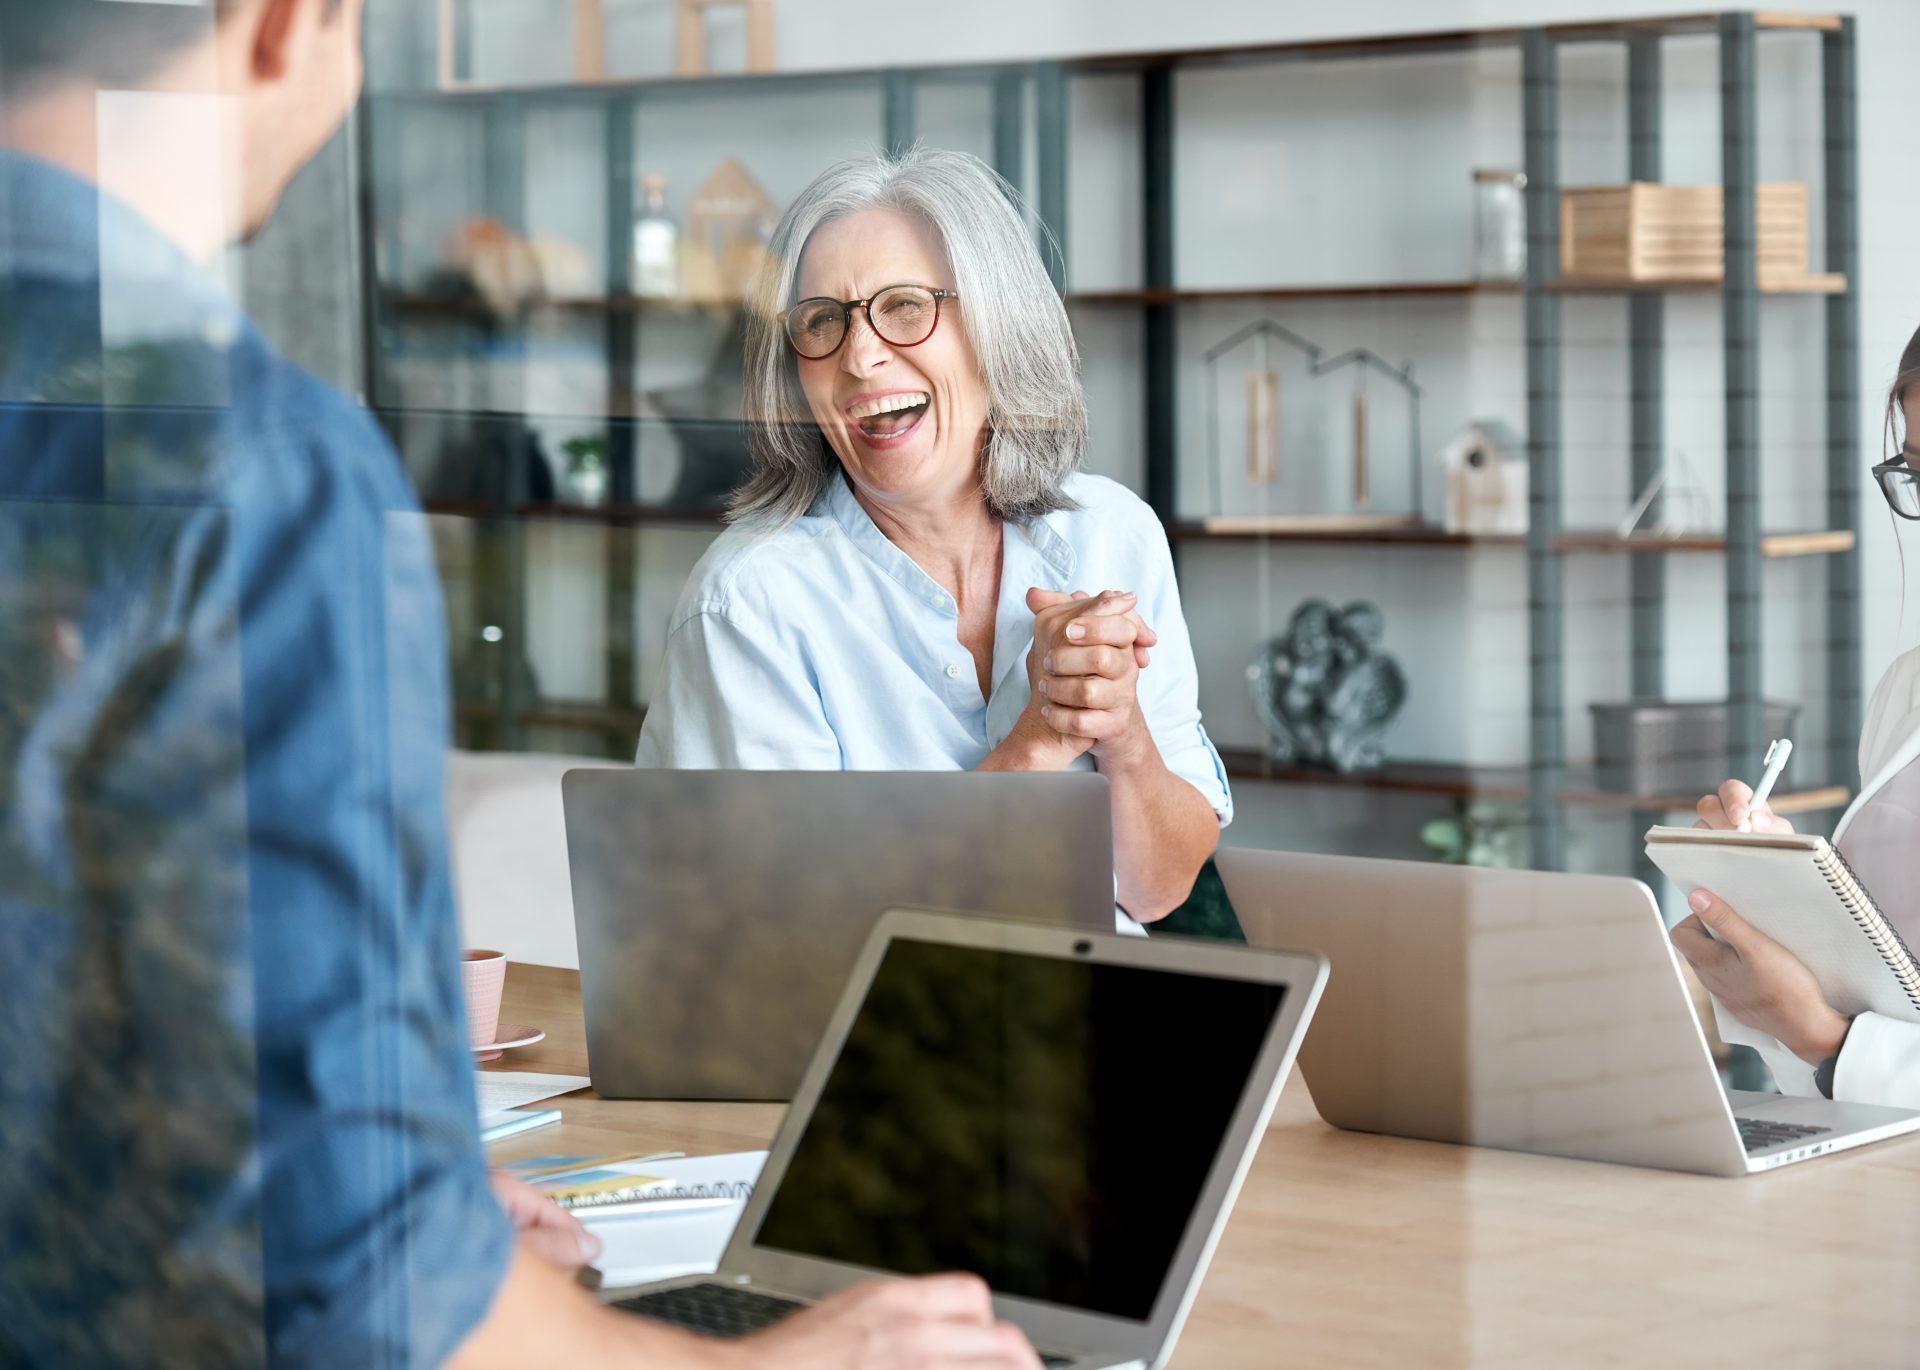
top-left (751, 936), bottom-right (1287, 1321)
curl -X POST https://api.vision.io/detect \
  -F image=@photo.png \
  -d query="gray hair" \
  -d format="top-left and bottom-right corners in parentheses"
top-left (730, 146), bottom-right (1087, 529)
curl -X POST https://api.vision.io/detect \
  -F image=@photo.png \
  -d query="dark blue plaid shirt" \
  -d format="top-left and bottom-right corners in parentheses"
top-left (0, 152), bottom-right (511, 1368)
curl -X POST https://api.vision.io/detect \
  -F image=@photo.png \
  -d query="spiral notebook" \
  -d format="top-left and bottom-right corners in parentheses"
top-left (516, 1152), bottom-right (765, 1220)
top-left (1644, 826), bottom-right (1920, 1021)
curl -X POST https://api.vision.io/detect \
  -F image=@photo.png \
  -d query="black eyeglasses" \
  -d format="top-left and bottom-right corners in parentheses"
top-left (781, 283), bottom-right (958, 360)
top-left (1874, 446), bottom-right (1920, 520)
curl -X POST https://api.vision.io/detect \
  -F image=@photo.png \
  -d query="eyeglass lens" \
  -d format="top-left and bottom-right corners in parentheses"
top-left (1881, 466), bottom-right (1920, 518)
top-left (786, 286), bottom-right (940, 358)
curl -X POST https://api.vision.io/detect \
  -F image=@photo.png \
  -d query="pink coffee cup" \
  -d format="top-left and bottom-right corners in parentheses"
top-left (461, 949), bottom-right (507, 1052)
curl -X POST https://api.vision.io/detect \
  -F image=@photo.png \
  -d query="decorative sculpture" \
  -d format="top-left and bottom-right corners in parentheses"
top-left (1247, 599), bottom-right (1407, 773)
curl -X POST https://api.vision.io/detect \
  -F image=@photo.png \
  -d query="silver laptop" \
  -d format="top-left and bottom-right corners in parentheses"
top-left (1216, 848), bottom-right (1920, 1177)
top-left (606, 908), bottom-right (1327, 1369)
top-left (563, 770), bottom-right (1116, 1101)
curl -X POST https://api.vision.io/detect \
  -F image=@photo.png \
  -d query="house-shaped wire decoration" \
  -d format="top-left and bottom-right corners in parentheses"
top-left (1203, 320), bottom-right (1424, 527)
top-left (1313, 347), bottom-right (1424, 521)
top-left (1203, 320), bottom-right (1321, 517)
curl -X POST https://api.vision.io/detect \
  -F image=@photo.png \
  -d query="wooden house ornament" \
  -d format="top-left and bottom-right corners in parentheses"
top-left (680, 158), bottom-right (778, 304)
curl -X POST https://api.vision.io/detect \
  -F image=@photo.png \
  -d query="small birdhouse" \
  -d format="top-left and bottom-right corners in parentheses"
top-left (679, 158), bottom-right (778, 305)
top-left (1441, 420), bottom-right (1528, 536)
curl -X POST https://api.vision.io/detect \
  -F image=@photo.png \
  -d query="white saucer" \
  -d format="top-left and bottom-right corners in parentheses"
top-left (473, 1023), bottom-right (545, 1062)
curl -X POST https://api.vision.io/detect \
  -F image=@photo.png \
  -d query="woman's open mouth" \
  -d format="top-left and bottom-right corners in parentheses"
top-left (846, 391), bottom-right (930, 449)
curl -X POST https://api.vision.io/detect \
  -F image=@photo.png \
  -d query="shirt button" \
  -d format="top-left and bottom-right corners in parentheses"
top-left (930, 594), bottom-right (946, 609)
top-left (945, 663), bottom-right (962, 679)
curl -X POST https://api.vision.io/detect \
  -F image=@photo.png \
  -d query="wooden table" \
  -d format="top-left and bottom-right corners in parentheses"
top-left (488, 964), bottom-right (1920, 1369)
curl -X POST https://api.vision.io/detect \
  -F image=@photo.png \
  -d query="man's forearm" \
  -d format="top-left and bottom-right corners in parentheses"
top-left (447, 1243), bottom-right (745, 1370)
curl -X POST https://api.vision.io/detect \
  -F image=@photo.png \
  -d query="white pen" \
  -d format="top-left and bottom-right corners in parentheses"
top-left (1737, 738), bottom-right (1793, 832)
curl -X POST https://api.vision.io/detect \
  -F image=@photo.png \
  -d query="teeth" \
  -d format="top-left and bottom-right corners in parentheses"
top-left (847, 393), bottom-right (930, 420)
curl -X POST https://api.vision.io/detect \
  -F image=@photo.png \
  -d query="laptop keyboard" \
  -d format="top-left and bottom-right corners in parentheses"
top-left (616, 1283), bottom-right (1079, 1364)
top-left (1737, 1117), bottom-right (1834, 1154)
top-left (616, 1283), bottom-right (803, 1337)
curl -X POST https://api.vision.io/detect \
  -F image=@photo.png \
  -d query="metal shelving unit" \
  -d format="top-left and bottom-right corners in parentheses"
top-left (356, 11), bottom-right (1863, 865)
top-left (1065, 11), bottom-right (1861, 871)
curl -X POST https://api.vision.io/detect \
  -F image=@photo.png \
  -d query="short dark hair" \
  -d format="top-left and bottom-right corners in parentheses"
top-left (0, 0), bottom-right (342, 92)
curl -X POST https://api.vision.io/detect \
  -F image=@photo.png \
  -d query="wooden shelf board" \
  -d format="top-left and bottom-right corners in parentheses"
top-left (1751, 785), bottom-right (1854, 816)
top-left (1217, 750), bottom-right (1852, 816)
top-left (1172, 519), bottom-right (1507, 547)
top-left (1067, 281), bottom-right (1518, 306)
top-left (373, 13), bottom-right (1846, 106)
top-left (1544, 11), bottom-right (1842, 41)
top-left (1549, 273), bottom-right (1847, 296)
top-left (519, 501), bottom-right (728, 529)
top-left (388, 292), bottom-right (745, 319)
top-left (1171, 521), bottom-right (1853, 557)
top-left (423, 498), bottom-right (725, 530)
top-left (1551, 529), bottom-right (1856, 557)
top-left (1068, 12), bottom-right (1841, 73)
top-left (455, 699), bottom-right (648, 733)
top-left (1557, 780), bottom-right (1852, 815)
top-left (1216, 751), bottom-right (1527, 798)
top-left (1752, 11), bottom-right (1846, 31)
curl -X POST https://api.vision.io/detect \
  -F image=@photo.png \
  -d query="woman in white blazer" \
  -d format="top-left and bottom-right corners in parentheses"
top-left (1675, 325), bottom-right (1920, 1109)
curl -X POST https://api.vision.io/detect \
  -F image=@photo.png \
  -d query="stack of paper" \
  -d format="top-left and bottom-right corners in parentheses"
top-left (474, 1070), bottom-right (590, 1140)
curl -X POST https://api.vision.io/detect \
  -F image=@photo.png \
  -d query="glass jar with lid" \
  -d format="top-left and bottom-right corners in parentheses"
top-left (1472, 169), bottom-right (1528, 281)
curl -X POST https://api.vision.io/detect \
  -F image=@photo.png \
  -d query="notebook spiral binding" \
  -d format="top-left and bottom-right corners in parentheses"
top-left (1818, 843), bottom-right (1920, 1015)
top-left (564, 1180), bottom-right (755, 1211)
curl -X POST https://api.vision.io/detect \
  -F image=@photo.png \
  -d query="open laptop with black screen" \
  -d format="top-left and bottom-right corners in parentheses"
top-left (607, 909), bottom-right (1328, 1369)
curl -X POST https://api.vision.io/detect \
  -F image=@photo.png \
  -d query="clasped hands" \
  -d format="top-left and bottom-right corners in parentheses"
top-left (1015, 587), bottom-right (1156, 768)
top-left (1669, 779), bottom-right (1852, 1066)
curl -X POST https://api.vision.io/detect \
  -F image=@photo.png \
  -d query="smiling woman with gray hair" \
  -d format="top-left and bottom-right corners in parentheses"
top-left (637, 147), bottom-right (1230, 926)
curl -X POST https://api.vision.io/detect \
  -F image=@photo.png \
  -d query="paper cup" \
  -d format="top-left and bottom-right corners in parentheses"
top-left (461, 949), bottom-right (507, 1052)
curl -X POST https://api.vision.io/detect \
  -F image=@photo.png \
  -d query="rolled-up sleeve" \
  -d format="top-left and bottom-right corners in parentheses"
top-left (637, 604), bottom-right (842, 770)
top-left (1129, 518), bottom-right (1233, 828)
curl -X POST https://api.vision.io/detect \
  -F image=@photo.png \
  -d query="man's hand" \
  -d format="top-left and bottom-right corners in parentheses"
top-left (1670, 889), bottom-right (1850, 1065)
top-left (1694, 778), bottom-right (1794, 835)
top-left (489, 1172), bottom-right (601, 1271)
top-left (731, 1274), bottom-right (1041, 1370)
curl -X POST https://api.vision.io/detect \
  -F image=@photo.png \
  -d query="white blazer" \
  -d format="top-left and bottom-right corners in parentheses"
top-left (1727, 646), bottom-right (1920, 1108)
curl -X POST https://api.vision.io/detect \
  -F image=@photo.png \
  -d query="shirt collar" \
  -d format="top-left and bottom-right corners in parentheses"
top-left (816, 470), bottom-right (1079, 600)
top-left (1014, 506), bottom-right (1077, 581)
top-left (0, 149), bottom-right (244, 342)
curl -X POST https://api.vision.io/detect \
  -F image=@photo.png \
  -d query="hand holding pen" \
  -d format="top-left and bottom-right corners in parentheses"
top-left (1693, 738), bottom-right (1796, 835)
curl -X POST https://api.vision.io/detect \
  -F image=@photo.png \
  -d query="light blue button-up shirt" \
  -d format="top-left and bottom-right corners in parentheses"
top-left (638, 471), bottom-right (1233, 883)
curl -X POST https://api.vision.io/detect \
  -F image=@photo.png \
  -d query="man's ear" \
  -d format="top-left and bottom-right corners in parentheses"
top-left (246, 0), bottom-right (306, 82)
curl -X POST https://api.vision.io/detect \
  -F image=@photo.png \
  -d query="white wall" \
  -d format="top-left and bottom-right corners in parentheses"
top-left (367, 0), bottom-right (1920, 866)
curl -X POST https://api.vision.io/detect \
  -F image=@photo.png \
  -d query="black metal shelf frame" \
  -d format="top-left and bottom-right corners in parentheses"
top-left (1072, 15), bottom-right (1860, 872)
top-left (1511, 16), bottom-right (1860, 870)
